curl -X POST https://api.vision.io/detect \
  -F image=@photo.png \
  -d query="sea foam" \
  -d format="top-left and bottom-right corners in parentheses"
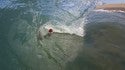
top-left (39, 18), bottom-right (86, 37)
top-left (94, 9), bottom-right (125, 13)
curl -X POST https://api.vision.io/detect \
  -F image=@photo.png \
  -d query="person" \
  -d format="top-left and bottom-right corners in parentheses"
top-left (48, 29), bottom-right (53, 36)
top-left (37, 28), bottom-right (53, 41)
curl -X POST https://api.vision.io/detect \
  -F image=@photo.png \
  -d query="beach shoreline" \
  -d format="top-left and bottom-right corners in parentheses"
top-left (96, 4), bottom-right (125, 11)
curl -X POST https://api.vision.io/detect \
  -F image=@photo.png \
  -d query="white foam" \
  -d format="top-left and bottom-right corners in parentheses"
top-left (94, 9), bottom-right (125, 13)
top-left (39, 18), bottom-right (86, 37)
top-left (94, 9), bottom-right (110, 12)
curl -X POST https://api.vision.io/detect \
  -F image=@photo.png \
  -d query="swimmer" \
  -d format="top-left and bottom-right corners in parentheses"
top-left (37, 28), bottom-right (53, 40)
top-left (43, 28), bottom-right (53, 38)
top-left (48, 29), bottom-right (53, 36)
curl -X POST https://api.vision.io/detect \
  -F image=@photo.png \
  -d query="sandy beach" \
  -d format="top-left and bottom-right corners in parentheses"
top-left (96, 4), bottom-right (125, 11)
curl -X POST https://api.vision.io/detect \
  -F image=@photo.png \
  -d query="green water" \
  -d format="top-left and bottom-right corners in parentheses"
top-left (1, 0), bottom-right (125, 70)
top-left (0, 7), bottom-right (84, 70)
top-left (83, 22), bottom-right (125, 70)
top-left (1, 10), bottom-right (125, 70)
top-left (8, 21), bottom-right (83, 70)
top-left (1, 16), bottom-right (125, 70)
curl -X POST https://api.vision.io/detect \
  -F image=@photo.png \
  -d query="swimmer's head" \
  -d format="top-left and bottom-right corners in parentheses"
top-left (48, 29), bottom-right (53, 33)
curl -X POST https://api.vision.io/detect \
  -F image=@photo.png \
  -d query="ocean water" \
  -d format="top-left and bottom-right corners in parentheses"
top-left (84, 11), bottom-right (125, 70)
top-left (0, 0), bottom-right (97, 70)
top-left (1, 0), bottom-right (125, 70)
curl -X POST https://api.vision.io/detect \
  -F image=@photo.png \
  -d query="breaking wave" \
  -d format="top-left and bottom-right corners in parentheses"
top-left (0, 0), bottom-right (98, 70)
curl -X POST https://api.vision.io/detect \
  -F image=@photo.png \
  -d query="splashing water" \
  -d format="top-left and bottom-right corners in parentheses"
top-left (37, 0), bottom-right (98, 37)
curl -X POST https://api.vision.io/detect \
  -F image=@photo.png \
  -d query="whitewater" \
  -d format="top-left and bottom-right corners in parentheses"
top-left (38, 18), bottom-right (85, 37)
top-left (94, 9), bottom-right (125, 13)
top-left (37, 0), bottom-right (97, 37)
